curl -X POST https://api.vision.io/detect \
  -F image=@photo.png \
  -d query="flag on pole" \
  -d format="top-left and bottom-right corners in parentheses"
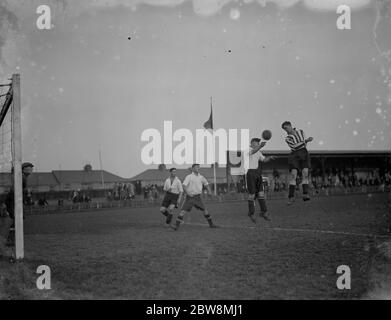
top-left (203, 103), bottom-right (213, 130)
top-left (203, 97), bottom-right (217, 196)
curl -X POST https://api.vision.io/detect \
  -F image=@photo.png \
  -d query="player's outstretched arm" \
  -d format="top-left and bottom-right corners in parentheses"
top-left (263, 156), bottom-right (276, 163)
top-left (305, 137), bottom-right (314, 143)
top-left (250, 141), bottom-right (267, 154)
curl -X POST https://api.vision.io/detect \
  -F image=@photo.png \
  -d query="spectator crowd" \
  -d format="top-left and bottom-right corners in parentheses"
top-left (227, 168), bottom-right (391, 195)
top-left (107, 183), bottom-right (135, 201)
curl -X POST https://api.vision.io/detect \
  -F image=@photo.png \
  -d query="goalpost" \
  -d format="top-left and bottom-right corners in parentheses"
top-left (0, 74), bottom-right (24, 260)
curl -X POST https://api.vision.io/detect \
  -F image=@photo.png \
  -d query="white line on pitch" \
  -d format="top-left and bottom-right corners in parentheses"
top-left (185, 222), bottom-right (391, 239)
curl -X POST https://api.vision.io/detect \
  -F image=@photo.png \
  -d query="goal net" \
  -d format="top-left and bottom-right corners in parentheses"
top-left (0, 74), bottom-right (24, 259)
top-left (0, 82), bottom-right (13, 177)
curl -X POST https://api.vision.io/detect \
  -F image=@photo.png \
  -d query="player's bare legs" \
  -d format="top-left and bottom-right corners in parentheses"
top-left (171, 208), bottom-right (217, 230)
top-left (288, 169), bottom-right (298, 205)
top-left (160, 206), bottom-right (168, 217)
top-left (171, 210), bottom-right (186, 230)
top-left (160, 204), bottom-right (175, 225)
top-left (203, 209), bottom-right (218, 228)
top-left (302, 168), bottom-right (310, 201)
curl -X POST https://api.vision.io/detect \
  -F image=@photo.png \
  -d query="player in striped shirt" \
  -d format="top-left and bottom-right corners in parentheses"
top-left (281, 121), bottom-right (313, 204)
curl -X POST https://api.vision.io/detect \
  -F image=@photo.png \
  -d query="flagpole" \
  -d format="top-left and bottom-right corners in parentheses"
top-left (99, 149), bottom-right (105, 190)
top-left (211, 97), bottom-right (217, 196)
top-left (213, 133), bottom-right (217, 196)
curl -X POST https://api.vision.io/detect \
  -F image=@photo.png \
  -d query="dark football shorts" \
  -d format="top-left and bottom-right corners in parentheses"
top-left (181, 194), bottom-right (206, 212)
top-left (161, 192), bottom-right (179, 208)
top-left (288, 148), bottom-right (311, 171)
top-left (246, 169), bottom-right (264, 195)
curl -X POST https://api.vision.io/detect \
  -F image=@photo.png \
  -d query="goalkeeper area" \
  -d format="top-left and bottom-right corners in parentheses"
top-left (0, 74), bottom-right (24, 260)
top-left (0, 192), bottom-right (390, 299)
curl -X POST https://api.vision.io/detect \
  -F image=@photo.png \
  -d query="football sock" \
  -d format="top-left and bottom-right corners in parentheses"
top-left (248, 200), bottom-right (255, 215)
top-left (288, 185), bottom-right (295, 198)
top-left (258, 198), bottom-right (267, 213)
top-left (165, 213), bottom-right (173, 224)
top-left (175, 215), bottom-right (184, 228)
top-left (203, 214), bottom-right (213, 226)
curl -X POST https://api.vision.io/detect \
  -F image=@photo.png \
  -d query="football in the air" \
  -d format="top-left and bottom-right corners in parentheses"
top-left (262, 130), bottom-right (272, 141)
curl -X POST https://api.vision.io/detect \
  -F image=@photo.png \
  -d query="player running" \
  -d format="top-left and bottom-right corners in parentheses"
top-left (170, 164), bottom-right (218, 230)
top-left (245, 138), bottom-right (276, 223)
top-left (160, 168), bottom-right (183, 226)
top-left (281, 121), bottom-right (313, 204)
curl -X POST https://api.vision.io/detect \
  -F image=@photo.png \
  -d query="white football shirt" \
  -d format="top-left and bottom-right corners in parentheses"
top-left (183, 173), bottom-right (208, 196)
top-left (163, 177), bottom-right (183, 194)
top-left (244, 147), bottom-right (266, 171)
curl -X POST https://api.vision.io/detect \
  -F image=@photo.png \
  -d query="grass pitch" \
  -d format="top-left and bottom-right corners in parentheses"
top-left (1, 193), bottom-right (390, 300)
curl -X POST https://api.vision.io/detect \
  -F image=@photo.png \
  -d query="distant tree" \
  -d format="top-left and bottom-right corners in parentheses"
top-left (84, 164), bottom-right (92, 172)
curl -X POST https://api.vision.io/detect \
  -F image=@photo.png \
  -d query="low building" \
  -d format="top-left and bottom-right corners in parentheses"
top-left (28, 172), bottom-right (61, 192)
top-left (130, 166), bottom-right (227, 187)
top-left (52, 170), bottom-right (128, 191)
top-left (260, 150), bottom-right (391, 177)
top-left (0, 170), bottom-right (128, 194)
top-left (130, 150), bottom-right (391, 190)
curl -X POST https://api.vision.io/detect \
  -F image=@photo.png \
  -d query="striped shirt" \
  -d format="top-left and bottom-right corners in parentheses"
top-left (285, 128), bottom-right (307, 152)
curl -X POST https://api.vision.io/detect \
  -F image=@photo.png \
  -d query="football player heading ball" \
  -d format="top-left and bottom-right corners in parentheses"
top-left (245, 137), bottom-right (276, 223)
top-left (281, 121), bottom-right (313, 204)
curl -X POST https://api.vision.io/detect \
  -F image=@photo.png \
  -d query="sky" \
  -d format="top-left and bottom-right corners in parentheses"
top-left (0, 0), bottom-right (390, 177)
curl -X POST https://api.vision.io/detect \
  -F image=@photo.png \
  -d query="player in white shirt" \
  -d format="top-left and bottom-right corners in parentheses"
top-left (245, 138), bottom-right (276, 223)
top-left (171, 164), bottom-right (218, 230)
top-left (160, 168), bottom-right (183, 226)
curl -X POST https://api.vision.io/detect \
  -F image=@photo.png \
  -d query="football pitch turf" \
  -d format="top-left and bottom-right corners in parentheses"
top-left (1, 193), bottom-right (390, 300)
